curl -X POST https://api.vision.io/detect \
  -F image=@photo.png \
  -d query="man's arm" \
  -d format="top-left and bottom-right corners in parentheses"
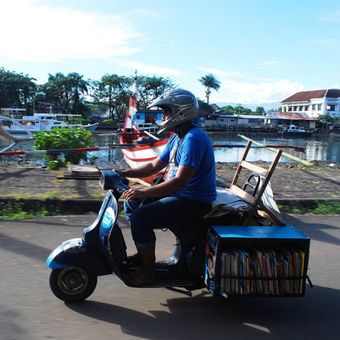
top-left (115, 157), bottom-right (166, 179)
top-left (122, 165), bottom-right (196, 201)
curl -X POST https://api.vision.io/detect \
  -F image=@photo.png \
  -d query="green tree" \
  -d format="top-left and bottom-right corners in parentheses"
top-left (113, 90), bottom-right (131, 119)
top-left (237, 105), bottom-right (252, 115)
top-left (256, 106), bottom-right (265, 114)
top-left (136, 75), bottom-right (175, 109)
top-left (93, 74), bottom-right (131, 120)
top-left (198, 74), bottom-right (221, 104)
top-left (222, 105), bottom-right (236, 113)
top-left (221, 105), bottom-right (252, 115)
top-left (0, 68), bottom-right (37, 111)
top-left (67, 72), bottom-right (89, 115)
top-left (41, 72), bottom-right (89, 115)
top-left (317, 114), bottom-right (337, 124)
top-left (41, 72), bottom-right (68, 112)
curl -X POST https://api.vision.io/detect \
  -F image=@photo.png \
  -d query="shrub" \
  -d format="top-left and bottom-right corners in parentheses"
top-left (33, 127), bottom-right (92, 169)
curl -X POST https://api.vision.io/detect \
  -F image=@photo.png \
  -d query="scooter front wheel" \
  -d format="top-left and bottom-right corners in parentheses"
top-left (49, 266), bottom-right (97, 303)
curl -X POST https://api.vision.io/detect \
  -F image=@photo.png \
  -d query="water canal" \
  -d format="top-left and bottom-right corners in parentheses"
top-left (1, 132), bottom-right (340, 165)
top-left (90, 132), bottom-right (340, 165)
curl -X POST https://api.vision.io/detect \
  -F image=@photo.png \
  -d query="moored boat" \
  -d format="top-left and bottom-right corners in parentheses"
top-left (279, 124), bottom-right (314, 137)
top-left (0, 115), bottom-right (35, 153)
top-left (134, 122), bottom-right (159, 133)
top-left (1, 109), bottom-right (98, 134)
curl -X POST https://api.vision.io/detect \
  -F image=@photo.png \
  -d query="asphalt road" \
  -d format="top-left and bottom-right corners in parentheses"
top-left (1, 213), bottom-right (339, 340)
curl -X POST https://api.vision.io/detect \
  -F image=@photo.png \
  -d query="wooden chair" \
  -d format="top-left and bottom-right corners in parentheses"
top-left (229, 141), bottom-right (285, 225)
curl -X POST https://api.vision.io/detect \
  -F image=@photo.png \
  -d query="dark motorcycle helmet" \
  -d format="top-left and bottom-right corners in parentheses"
top-left (148, 88), bottom-right (199, 134)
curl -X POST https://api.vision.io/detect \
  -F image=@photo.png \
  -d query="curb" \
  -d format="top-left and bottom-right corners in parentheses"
top-left (276, 198), bottom-right (340, 208)
top-left (0, 198), bottom-right (101, 214)
top-left (1, 197), bottom-right (339, 214)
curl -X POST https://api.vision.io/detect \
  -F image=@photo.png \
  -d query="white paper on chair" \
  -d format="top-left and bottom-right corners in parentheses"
top-left (261, 182), bottom-right (280, 214)
top-left (205, 187), bottom-right (251, 218)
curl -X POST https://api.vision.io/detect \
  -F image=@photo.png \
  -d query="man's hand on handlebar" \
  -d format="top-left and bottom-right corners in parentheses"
top-left (121, 188), bottom-right (147, 201)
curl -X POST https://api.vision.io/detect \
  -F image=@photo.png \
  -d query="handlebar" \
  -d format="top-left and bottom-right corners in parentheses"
top-left (99, 170), bottom-right (129, 193)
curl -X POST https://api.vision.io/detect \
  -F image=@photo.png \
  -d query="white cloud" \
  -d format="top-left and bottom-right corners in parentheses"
top-left (319, 8), bottom-right (340, 23)
top-left (195, 66), bottom-right (304, 104)
top-left (198, 67), bottom-right (245, 79)
top-left (113, 59), bottom-right (185, 77)
top-left (205, 77), bottom-right (304, 105)
top-left (257, 60), bottom-right (281, 66)
top-left (256, 60), bottom-right (292, 68)
top-left (310, 38), bottom-right (340, 47)
top-left (0, 0), bottom-right (143, 63)
top-left (132, 9), bottom-right (165, 20)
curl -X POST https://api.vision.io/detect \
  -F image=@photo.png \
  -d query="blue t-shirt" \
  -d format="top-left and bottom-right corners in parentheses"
top-left (159, 127), bottom-right (216, 204)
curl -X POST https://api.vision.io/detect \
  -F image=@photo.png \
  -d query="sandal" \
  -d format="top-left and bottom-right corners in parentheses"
top-left (126, 269), bottom-right (154, 286)
top-left (126, 253), bottom-right (141, 265)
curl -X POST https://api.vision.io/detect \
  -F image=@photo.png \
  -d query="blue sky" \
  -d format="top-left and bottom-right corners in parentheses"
top-left (1, 0), bottom-right (340, 107)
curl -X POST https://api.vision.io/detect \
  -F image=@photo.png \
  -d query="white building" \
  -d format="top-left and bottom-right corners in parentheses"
top-left (281, 89), bottom-right (340, 118)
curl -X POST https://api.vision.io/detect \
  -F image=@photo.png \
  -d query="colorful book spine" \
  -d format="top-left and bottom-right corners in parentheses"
top-left (219, 247), bottom-right (306, 296)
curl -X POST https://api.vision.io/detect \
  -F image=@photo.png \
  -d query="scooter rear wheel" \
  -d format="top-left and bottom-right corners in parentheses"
top-left (49, 266), bottom-right (97, 303)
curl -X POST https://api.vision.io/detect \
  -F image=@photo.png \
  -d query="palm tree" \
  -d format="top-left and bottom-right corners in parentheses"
top-left (43, 72), bottom-right (89, 114)
top-left (198, 74), bottom-right (221, 104)
top-left (42, 72), bottom-right (67, 112)
top-left (67, 72), bottom-right (89, 114)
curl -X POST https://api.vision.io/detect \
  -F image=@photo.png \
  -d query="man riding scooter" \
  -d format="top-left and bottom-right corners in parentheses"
top-left (116, 88), bottom-right (217, 286)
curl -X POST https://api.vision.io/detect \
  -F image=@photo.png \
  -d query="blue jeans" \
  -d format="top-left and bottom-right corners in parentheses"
top-left (124, 196), bottom-right (211, 247)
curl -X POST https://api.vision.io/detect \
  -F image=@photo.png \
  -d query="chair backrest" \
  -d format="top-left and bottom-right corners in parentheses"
top-left (229, 141), bottom-right (283, 224)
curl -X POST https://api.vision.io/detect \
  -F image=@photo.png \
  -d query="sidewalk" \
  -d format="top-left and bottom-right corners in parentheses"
top-left (217, 163), bottom-right (340, 205)
top-left (0, 165), bottom-right (339, 212)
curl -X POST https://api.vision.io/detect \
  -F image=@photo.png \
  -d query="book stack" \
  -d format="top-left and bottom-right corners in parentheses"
top-left (220, 247), bottom-right (306, 296)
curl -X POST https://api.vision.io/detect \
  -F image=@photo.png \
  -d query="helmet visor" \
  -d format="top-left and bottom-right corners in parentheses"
top-left (154, 105), bottom-right (172, 128)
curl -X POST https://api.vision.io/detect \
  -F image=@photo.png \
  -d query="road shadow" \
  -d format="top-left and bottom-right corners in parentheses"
top-left (0, 232), bottom-right (51, 261)
top-left (6, 215), bottom-right (97, 228)
top-left (301, 168), bottom-right (340, 187)
top-left (0, 307), bottom-right (28, 340)
top-left (284, 214), bottom-right (340, 247)
top-left (67, 285), bottom-right (340, 340)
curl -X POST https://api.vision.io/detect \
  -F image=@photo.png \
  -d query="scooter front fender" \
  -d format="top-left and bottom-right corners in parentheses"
top-left (46, 238), bottom-right (111, 275)
top-left (46, 238), bottom-right (83, 269)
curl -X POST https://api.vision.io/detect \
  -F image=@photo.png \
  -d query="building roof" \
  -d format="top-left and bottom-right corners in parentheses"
top-left (281, 89), bottom-right (340, 103)
top-left (266, 112), bottom-right (315, 120)
top-left (237, 115), bottom-right (266, 119)
top-left (282, 90), bottom-right (327, 103)
top-left (210, 103), bottom-right (223, 112)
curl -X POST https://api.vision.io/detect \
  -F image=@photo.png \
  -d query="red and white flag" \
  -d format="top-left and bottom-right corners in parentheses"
top-left (123, 75), bottom-right (139, 131)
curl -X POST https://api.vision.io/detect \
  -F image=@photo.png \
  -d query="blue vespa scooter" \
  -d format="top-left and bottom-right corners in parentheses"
top-left (46, 170), bottom-right (211, 302)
